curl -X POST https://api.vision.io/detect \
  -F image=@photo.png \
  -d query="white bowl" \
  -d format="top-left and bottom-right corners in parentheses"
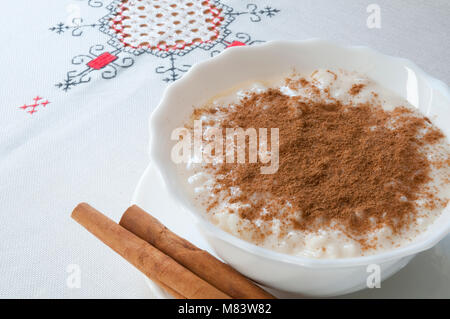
top-left (148, 39), bottom-right (450, 297)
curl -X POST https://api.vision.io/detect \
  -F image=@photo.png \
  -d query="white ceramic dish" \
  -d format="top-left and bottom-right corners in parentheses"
top-left (132, 163), bottom-right (450, 298)
top-left (147, 39), bottom-right (450, 297)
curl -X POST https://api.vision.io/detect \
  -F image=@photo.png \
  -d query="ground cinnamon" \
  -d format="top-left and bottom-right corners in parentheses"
top-left (199, 81), bottom-right (448, 249)
top-left (349, 83), bottom-right (365, 95)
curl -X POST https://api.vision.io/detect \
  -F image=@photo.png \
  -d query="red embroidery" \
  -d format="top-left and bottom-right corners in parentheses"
top-left (87, 52), bottom-right (118, 70)
top-left (110, 0), bottom-right (224, 52)
top-left (19, 96), bottom-right (50, 115)
top-left (226, 41), bottom-right (246, 48)
top-left (41, 100), bottom-right (50, 107)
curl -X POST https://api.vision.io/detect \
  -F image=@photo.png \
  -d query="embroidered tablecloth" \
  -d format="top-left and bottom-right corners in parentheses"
top-left (0, 0), bottom-right (449, 298)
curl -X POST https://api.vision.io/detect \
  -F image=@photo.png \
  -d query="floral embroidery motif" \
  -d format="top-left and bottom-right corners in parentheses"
top-left (50, 1), bottom-right (280, 90)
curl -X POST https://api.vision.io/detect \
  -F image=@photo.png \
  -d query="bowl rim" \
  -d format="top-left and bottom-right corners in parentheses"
top-left (148, 39), bottom-right (450, 268)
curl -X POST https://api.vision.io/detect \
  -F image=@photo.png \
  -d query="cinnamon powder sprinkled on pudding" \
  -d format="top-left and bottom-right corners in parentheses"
top-left (181, 70), bottom-right (450, 257)
top-left (192, 75), bottom-right (449, 250)
top-left (349, 83), bottom-right (365, 95)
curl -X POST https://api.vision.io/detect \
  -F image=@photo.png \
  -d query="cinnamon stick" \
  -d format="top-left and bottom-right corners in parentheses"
top-left (71, 203), bottom-right (230, 299)
top-left (152, 279), bottom-right (185, 299)
top-left (119, 205), bottom-right (275, 299)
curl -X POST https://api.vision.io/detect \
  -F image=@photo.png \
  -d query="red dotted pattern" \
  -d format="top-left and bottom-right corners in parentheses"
top-left (110, 0), bottom-right (225, 51)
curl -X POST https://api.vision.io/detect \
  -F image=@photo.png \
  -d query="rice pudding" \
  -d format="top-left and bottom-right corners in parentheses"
top-left (175, 69), bottom-right (450, 259)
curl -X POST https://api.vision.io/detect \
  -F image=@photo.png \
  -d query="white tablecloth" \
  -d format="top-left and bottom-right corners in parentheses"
top-left (0, 0), bottom-right (448, 298)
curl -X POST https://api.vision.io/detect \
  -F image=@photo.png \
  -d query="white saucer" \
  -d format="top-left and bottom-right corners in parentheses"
top-left (132, 163), bottom-right (450, 298)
